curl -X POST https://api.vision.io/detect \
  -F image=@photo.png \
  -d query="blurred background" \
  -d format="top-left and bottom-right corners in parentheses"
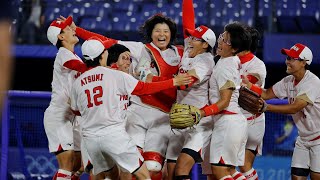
top-left (2, 0), bottom-right (320, 179)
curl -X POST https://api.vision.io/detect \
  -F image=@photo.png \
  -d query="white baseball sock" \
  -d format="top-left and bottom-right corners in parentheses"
top-left (243, 168), bottom-right (258, 180)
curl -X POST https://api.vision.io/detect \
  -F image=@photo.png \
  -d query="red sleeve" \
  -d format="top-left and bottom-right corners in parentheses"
top-left (152, 76), bottom-right (171, 82)
top-left (75, 27), bottom-right (118, 44)
top-left (63, 59), bottom-right (88, 73)
top-left (132, 79), bottom-right (174, 95)
top-left (182, 0), bottom-right (195, 38)
top-left (247, 74), bottom-right (259, 84)
top-left (178, 76), bottom-right (197, 90)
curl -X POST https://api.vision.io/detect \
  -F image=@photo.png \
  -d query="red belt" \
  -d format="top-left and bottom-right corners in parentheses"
top-left (247, 113), bottom-right (261, 120)
top-left (310, 135), bottom-right (320, 141)
top-left (219, 110), bottom-right (237, 115)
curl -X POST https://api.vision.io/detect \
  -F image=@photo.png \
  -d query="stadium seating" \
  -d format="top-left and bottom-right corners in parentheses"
top-left (14, 0), bottom-right (319, 42)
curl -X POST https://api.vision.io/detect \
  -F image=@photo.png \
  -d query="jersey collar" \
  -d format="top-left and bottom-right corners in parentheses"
top-left (239, 52), bottom-right (254, 64)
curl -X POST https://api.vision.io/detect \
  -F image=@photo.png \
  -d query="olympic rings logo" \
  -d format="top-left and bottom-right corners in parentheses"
top-left (25, 155), bottom-right (57, 175)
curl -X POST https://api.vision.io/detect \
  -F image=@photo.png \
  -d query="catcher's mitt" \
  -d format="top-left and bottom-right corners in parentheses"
top-left (169, 103), bottom-right (201, 129)
top-left (238, 86), bottom-right (264, 114)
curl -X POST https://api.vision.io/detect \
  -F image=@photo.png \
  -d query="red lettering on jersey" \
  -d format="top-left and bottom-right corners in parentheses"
top-left (91, 74), bottom-right (96, 82)
top-left (95, 74), bottom-right (100, 81)
top-left (119, 95), bottom-right (129, 101)
top-left (74, 72), bottom-right (81, 79)
top-left (85, 86), bottom-right (103, 108)
top-left (81, 74), bottom-right (104, 86)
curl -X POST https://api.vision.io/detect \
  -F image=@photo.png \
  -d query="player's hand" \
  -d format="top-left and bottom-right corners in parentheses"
top-left (259, 98), bottom-right (268, 113)
top-left (57, 15), bottom-right (77, 31)
top-left (173, 74), bottom-right (193, 86)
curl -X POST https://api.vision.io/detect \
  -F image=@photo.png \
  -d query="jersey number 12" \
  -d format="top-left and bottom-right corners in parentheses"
top-left (85, 86), bottom-right (103, 108)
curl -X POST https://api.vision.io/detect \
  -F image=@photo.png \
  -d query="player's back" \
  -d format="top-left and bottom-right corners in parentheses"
top-left (71, 66), bottom-right (138, 137)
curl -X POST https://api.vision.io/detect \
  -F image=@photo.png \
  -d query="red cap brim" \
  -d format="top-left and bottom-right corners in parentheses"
top-left (185, 28), bottom-right (201, 39)
top-left (281, 48), bottom-right (299, 58)
top-left (60, 16), bottom-right (73, 30)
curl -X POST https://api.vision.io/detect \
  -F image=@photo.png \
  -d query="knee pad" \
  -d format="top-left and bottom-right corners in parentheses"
top-left (143, 152), bottom-right (164, 172)
top-left (291, 167), bottom-right (310, 177)
top-left (145, 160), bottom-right (162, 172)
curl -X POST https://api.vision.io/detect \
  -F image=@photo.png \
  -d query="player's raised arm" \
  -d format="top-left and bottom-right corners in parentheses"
top-left (182, 0), bottom-right (195, 39)
top-left (57, 15), bottom-right (118, 43)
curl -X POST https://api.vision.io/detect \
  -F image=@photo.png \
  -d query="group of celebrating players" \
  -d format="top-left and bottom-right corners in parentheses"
top-left (43, 0), bottom-right (320, 180)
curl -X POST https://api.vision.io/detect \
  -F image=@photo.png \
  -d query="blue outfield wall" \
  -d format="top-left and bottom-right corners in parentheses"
top-left (263, 34), bottom-right (320, 64)
top-left (1, 91), bottom-right (296, 179)
top-left (14, 34), bottom-right (320, 65)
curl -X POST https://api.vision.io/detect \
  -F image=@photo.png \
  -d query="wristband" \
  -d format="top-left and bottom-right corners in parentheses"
top-left (250, 84), bottom-right (263, 95)
top-left (203, 104), bottom-right (219, 117)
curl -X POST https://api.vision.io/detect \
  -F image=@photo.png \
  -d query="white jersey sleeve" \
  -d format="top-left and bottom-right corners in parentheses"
top-left (118, 71), bottom-right (140, 95)
top-left (216, 62), bottom-right (238, 90)
top-left (241, 56), bottom-right (267, 87)
top-left (272, 76), bottom-right (291, 99)
top-left (295, 75), bottom-right (320, 105)
top-left (191, 53), bottom-right (214, 83)
top-left (56, 48), bottom-right (82, 68)
top-left (118, 41), bottom-right (145, 61)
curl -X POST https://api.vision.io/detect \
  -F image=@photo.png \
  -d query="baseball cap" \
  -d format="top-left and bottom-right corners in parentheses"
top-left (185, 25), bottom-right (216, 47)
top-left (47, 16), bottom-right (73, 45)
top-left (81, 36), bottom-right (114, 61)
top-left (281, 43), bottom-right (313, 65)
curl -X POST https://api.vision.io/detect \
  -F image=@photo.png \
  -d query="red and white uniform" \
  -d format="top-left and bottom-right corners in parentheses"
top-left (75, 27), bottom-right (182, 162)
top-left (43, 47), bottom-right (86, 153)
top-left (272, 70), bottom-right (320, 172)
top-left (166, 37), bottom-right (215, 161)
top-left (239, 53), bottom-right (267, 155)
top-left (207, 56), bottom-right (248, 167)
top-left (70, 66), bottom-right (176, 175)
top-left (121, 41), bottom-right (182, 161)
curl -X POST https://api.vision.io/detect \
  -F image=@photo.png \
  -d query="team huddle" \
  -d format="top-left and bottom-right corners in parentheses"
top-left (43, 0), bottom-right (320, 180)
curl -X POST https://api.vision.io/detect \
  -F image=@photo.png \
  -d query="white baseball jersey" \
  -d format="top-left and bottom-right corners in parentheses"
top-left (166, 38), bottom-right (215, 161)
top-left (272, 70), bottom-right (320, 143)
top-left (208, 56), bottom-right (242, 113)
top-left (44, 47), bottom-right (84, 152)
top-left (177, 38), bottom-right (215, 108)
top-left (70, 66), bottom-right (139, 137)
